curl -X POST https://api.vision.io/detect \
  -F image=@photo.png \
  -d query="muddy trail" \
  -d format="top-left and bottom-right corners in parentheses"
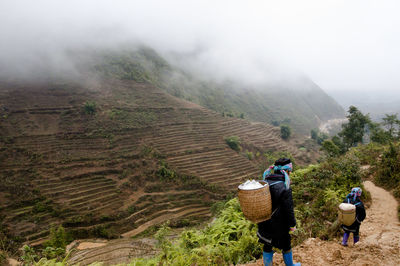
top-left (243, 181), bottom-right (400, 266)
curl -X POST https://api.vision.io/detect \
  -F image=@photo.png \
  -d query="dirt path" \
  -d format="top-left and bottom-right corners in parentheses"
top-left (244, 181), bottom-right (400, 265)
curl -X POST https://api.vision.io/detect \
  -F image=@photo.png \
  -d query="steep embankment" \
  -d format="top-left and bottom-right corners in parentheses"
top-left (244, 181), bottom-right (400, 265)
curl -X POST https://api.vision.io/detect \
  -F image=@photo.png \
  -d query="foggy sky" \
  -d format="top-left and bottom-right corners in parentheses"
top-left (1, 0), bottom-right (400, 95)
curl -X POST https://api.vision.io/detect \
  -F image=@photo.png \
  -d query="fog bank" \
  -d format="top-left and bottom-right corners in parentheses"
top-left (1, 0), bottom-right (400, 94)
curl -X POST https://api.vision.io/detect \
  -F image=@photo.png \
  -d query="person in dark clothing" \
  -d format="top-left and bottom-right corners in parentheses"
top-left (341, 187), bottom-right (366, 246)
top-left (258, 158), bottom-right (301, 266)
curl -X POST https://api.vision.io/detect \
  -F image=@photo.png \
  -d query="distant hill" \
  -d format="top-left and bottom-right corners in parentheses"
top-left (91, 47), bottom-right (345, 134)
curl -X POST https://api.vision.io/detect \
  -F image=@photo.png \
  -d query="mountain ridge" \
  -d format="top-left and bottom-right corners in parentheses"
top-left (91, 47), bottom-right (345, 135)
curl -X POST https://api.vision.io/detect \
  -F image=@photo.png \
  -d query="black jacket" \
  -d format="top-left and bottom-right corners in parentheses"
top-left (257, 174), bottom-right (296, 241)
top-left (341, 195), bottom-right (366, 231)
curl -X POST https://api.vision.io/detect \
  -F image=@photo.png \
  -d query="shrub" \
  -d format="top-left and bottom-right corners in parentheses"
top-left (129, 199), bottom-right (261, 265)
top-left (83, 101), bottom-right (97, 115)
top-left (224, 136), bottom-right (241, 151)
top-left (280, 125), bottom-right (291, 140)
top-left (21, 245), bottom-right (38, 264)
top-left (245, 151), bottom-right (253, 160)
top-left (311, 129), bottom-right (318, 140)
top-left (41, 246), bottom-right (65, 260)
top-left (0, 251), bottom-right (6, 266)
top-left (156, 161), bottom-right (177, 181)
top-left (321, 140), bottom-right (341, 157)
top-left (45, 226), bottom-right (67, 251)
top-left (375, 143), bottom-right (400, 188)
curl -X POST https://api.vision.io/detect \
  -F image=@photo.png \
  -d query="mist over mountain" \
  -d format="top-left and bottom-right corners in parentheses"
top-left (2, 0), bottom-right (399, 101)
top-left (330, 90), bottom-right (400, 120)
top-left (80, 47), bottom-right (345, 134)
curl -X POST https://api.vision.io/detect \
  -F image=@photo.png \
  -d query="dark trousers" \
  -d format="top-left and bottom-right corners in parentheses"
top-left (262, 233), bottom-right (291, 253)
top-left (342, 223), bottom-right (360, 237)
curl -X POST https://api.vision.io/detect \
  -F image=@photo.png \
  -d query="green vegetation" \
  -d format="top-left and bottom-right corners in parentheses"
top-left (280, 125), bottom-right (291, 140)
top-left (21, 226), bottom-right (69, 264)
top-left (245, 150), bottom-right (254, 160)
top-left (224, 136), bottom-right (241, 151)
top-left (130, 199), bottom-right (260, 265)
top-left (375, 143), bottom-right (400, 188)
top-left (311, 129), bottom-right (328, 145)
top-left (339, 106), bottom-right (371, 150)
top-left (368, 143), bottom-right (400, 219)
top-left (156, 161), bottom-right (178, 181)
top-left (83, 101), bottom-right (97, 115)
top-left (321, 140), bottom-right (341, 157)
top-left (321, 107), bottom-right (400, 157)
top-left (291, 154), bottom-right (369, 242)
top-left (321, 106), bottom-right (368, 156)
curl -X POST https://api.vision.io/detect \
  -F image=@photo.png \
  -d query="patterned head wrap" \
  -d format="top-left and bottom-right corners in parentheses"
top-left (350, 187), bottom-right (362, 201)
top-left (262, 161), bottom-right (293, 189)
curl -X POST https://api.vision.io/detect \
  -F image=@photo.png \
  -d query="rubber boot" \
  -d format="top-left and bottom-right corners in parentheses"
top-left (282, 250), bottom-right (301, 266)
top-left (354, 235), bottom-right (360, 244)
top-left (262, 251), bottom-right (273, 266)
top-left (341, 232), bottom-right (349, 246)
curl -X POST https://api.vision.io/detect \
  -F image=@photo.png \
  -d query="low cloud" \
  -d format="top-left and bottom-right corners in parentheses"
top-left (1, 0), bottom-right (400, 94)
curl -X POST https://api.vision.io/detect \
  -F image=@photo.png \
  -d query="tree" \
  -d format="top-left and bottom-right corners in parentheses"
top-left (338, 106), bottom-right (370, 150)
top-left (280, 125), bottom-right (291, 140)
top-left (311, 129), bottom-right (318, 140)
top-left (369, 122), bottom-right (391, 144)
top-left (382, 114), bottom-right (399, 139)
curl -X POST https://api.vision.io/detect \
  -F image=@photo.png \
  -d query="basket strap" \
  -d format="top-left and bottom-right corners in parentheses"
top-left (257, 231), bottom-right (272, 244)
top-left (270, 206), bottom-right (279, 218)
top-left (269, 181), bottom-right (284, 186)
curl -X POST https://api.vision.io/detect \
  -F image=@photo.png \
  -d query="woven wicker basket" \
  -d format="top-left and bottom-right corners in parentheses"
top-left (238, 181), bottom-right (272, 223)
top-left (338, 203), bottom-right (356, 226)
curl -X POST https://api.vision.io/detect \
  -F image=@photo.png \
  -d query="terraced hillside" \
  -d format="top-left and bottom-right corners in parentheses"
top-left (0, 78), bottom-right (303, 247)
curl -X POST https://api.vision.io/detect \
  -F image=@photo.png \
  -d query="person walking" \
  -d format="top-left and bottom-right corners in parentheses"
top-left (341, 187), bottom-right (366, 246)
top-left (258, 158), bottom-right (301, 266)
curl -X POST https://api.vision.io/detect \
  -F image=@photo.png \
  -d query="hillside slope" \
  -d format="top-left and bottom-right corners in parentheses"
top-left (0, 77), bottom-right (304, 247)
top-left (92, 48), bottom-right (345, 134)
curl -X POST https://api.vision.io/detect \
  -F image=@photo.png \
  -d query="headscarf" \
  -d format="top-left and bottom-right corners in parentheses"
top-left (349, 187), bottom-right (362, 201)
top-left (263, 162), bottom-right (293, 189)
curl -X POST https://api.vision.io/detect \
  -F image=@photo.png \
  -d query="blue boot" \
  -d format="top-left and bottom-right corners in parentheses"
top-left (262, 251), bottom-right (273, 266)
top-left (354, 235), bottom-right (360, 244)
top-left (341, 232), bottom-right (350, 246)
top-left (282, 250), bottom-right (301, 266)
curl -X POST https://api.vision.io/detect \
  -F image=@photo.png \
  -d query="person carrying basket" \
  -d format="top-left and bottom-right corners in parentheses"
top-left (257, 158), bottom-right (301, 266)
top-left (340, 187), bottom-right (366, 246)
